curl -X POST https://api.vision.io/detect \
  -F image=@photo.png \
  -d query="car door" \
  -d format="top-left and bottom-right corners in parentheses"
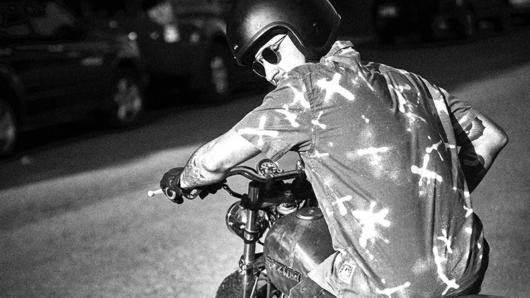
top-left (0, 1), bottom-right (104, 127)
top-left (25, 1), bottom-right (111, 120)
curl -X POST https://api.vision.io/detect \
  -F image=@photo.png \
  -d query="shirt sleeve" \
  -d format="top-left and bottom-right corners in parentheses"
top-left (438, 87), bottom-right (478, 140)
top-left (230, 73), bottom-right (313, 161)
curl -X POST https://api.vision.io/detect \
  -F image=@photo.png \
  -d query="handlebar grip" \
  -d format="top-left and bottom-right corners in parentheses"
top-left (147, 189), bottom-right (164, 197)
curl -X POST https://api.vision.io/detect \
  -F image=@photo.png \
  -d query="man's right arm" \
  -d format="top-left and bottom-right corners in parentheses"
top-left (457, 111), bottom-right (508, 193)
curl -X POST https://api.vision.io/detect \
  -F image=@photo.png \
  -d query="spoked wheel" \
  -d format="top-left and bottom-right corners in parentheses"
top-left (0, 99), bottom-right (17, 157)
top-left (107, 70), bottom-right (144, 127)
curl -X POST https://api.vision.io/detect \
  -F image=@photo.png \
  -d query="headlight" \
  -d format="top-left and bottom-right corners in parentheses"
top-left (225, 202), bottom-right (268, 241)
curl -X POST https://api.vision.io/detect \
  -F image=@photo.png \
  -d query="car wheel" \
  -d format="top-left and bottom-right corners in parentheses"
top-left (0, 99), bottom-right (17, 157)
top-left (460, 10), bottom-right (477, 39)
top-left (106, 70), bottom-right (144, 127)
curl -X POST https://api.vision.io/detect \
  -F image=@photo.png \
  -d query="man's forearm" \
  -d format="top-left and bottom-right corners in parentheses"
top-left (458, 114), bottom-right (508, 192)
top-left (178, 131), bottom-right (261, 189)
top-left (179, 144), bottom-right (226, 189)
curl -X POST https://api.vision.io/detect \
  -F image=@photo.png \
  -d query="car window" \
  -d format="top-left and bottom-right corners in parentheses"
top-left (26, 1), bottom-right (78, 39)
top-left (0, 3), bottom-right (31, 40)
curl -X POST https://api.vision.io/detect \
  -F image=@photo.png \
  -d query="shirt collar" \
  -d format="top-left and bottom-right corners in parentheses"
top-left (321, 40), bottom-right (356, 61)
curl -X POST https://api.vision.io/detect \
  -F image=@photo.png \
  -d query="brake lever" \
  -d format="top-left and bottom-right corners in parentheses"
top-left (222, 184), bottom-right (247, 200)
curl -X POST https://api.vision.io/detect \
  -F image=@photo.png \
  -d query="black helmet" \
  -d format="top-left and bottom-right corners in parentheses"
top-left (226, 0), bottom-right (341, 66)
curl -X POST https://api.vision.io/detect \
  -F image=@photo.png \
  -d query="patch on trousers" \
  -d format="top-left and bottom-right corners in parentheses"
top-left (338, 262), bottom-right (355, 284)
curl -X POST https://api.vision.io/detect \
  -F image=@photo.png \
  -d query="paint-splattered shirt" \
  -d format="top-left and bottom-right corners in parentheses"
top-left (231, 41), bottom-right (486, 297)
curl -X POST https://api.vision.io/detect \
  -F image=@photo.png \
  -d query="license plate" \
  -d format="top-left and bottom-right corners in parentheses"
top-left (378, 5), bottom-right (398, 17)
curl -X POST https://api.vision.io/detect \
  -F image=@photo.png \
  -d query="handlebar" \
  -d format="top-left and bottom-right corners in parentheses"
top-left (148, 162), bottom-right (304, 198)
top-left (224, 166), bottom-right (304, 183)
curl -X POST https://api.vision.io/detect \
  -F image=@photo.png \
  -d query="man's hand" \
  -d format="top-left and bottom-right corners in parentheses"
top-left (159, 167), bottom-right (225, 203)
top-left (159, 167), bottom-right (193, 204)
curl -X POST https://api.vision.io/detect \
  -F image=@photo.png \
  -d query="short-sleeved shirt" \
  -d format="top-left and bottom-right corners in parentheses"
top-left (231, 41), bottom-right (486, 297)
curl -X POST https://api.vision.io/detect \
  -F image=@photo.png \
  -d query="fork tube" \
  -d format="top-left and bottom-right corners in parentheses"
top-left (241, 182), bottom-right (260, 298)
top-left (242, 209), bottom-right (257, 298)
top-left (243, 209), bottom-right (257, 263)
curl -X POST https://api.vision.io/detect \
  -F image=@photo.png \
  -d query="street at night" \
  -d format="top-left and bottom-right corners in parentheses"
top-left (1, 23), bottom-right (529, 298)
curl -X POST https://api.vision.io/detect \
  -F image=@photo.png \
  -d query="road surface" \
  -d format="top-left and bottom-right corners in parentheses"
top-left (1, 28), bottom-right (529, 297)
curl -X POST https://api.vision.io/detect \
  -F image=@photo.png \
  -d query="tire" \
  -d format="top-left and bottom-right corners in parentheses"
top-left (459, 9), bottom-right (477, 39)
top-left (197, 43), bottom-right (233, 103)
top-left (106, 69), bottom-right (144, 127)
top-left (0, 98), bottom-right (17, 157)
top-left (215, 270), bottom-right (278, 298)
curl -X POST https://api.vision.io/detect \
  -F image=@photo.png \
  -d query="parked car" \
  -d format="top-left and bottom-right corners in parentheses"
top-left (88, 0), bottom-right (264, 103)
top-left (372, 0), bottom-right (512, 42)
top-left (0, 0), bottom-right (147, 156)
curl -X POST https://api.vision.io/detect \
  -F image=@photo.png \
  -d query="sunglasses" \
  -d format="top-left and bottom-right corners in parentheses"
top-left (252, 35), bottom-right (287, 78)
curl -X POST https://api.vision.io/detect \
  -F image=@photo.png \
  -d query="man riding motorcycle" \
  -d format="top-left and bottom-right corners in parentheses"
top-left (159, 0), bottom-right (508, 296)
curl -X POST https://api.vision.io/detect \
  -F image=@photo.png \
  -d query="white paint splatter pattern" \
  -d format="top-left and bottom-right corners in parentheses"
top-left (276, 104), bottom-right (300, 128)
top-left (332, 195), bottom-right (352, 216)
top-left (463, 205), bottom-right (474, 218)
top-left (433, 246), bottom-right (460, 295)
top-left (316, 73), bottom-right (356, 103)
top-left (357, 146), bottom-right (391, 156)
top-left (426, 140), bottom-right (445, 161)
top-left (237, 115), bottom-right (279, 147)
top-left (351, 201), bottom-right (391, 248)
top-left (312, 149), bottom-right (330, 159)
top-left (411, 154), bottom-right (443, 189)
top-left (361, 114), bottom-right (370, 123)
top-left (436, 229), bottom-right (453, 254)
top-left (286, 83), bottom-right (310, 109)
top-left (376, 281), bottom-right (412, 297)
top-left (312, 111), bottom-right (327, 129)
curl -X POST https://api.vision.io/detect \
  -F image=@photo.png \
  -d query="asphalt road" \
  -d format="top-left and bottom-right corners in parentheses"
top-left (1, 28), bottom-right (529, 297)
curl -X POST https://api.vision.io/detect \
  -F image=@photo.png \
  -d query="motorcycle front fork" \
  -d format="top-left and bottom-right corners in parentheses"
top-left (239, 182), bottom-right (264, 298)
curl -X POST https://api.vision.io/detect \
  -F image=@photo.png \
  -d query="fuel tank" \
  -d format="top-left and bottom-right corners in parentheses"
top-left (263, 207), bottom-right (334, 294)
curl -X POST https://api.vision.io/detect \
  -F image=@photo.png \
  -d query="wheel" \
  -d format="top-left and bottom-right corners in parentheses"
top-left (459, 9), bottom-right (477, 39)
top-left (106, 69), bottom-right (144, 127)
top-left (0, 98), bottom-right (17, 157)
top-left (196, 43), bottom-right (233, 103)
top-left (215, 270), bottom-right (279, 298)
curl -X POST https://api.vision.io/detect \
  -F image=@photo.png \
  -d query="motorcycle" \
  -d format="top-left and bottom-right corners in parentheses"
top-left (149, 159), bottom-right (334, 298)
